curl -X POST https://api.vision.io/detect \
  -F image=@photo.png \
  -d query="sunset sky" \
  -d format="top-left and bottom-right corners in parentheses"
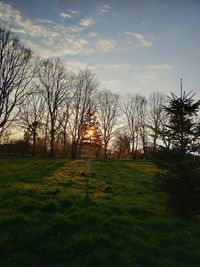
top-left (0, 0), bottom-right (200, 99)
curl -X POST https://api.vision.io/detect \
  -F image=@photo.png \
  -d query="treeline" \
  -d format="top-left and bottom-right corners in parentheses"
top-left (0, 25), bottom-right (200, 159)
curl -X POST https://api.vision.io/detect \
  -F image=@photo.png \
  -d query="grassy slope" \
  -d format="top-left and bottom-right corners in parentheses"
top-left (0, 158), bottom-right (200, 267)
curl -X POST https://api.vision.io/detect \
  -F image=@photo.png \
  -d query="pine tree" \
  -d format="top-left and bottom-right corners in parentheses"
top-left (154, 81), bottom-right (200, 215)
top-left (164, 80), bottom-right (200, 155)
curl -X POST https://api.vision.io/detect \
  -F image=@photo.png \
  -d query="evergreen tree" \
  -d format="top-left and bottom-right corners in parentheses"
top-left (154, 82), bottom-right (200, 215)
top-left (164, 83), bottom-right (200, 155)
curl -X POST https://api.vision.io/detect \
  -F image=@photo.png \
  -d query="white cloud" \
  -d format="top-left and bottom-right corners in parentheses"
top-left (59, 61), bottom-right (131, 75)
top-left (98, 4), bottom-right (110, 13)
top-left (149, 64), bottom-right (172, 70)
top-left (94, 64), bottom-right (131, 71)
top-left (60, 8), bottom-right (79, 19)
top-left (36, 19), bottom-right (54, 24)
top-left (25, 38), bottom-right (93, 59)
top-left (87, 32), bottom-right (116, 53)
top-left (137, 72), bottom-right (157, 81)
top-left (68, 25), bottom-right (83, 33)
top-left (0, 2), bottom-right (20, 22)
top-left (79, 17), bottom-right (95, 27)
top-left (0, 2), bottom-right (117, 57)
top-left (0, 2), bottom-right (60, 38)
top-left (101, 79), bottom-right (121, 86)
top-left (88, 32), bottom-right (98, 37)
top-left (10, 27), bottom-right (27, 34)
top-left (0, 2), bottom-right (93, 57)
top-left (60, 12), bottom-right (71, 19)
top-left (64, 60), bottom-right (93, 73)
top-left (67, 9), bottom-right (79, 15)
top-left (125, 31), bottom-right (153, 47)
top-left (95, 38), bottom-right (115, 52)
top-left (136, 64), bottom-right (172, 82)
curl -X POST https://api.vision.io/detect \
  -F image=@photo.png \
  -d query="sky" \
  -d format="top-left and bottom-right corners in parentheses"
top-left (0, 0), bottom-right (200, 99)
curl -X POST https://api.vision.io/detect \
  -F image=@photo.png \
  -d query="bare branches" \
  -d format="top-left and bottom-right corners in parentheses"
top-left (98, 89), bottom-right (120, 158)
top-left (19, 93), bottom-right (45, 156)
top-left (0, 25), bottom-right (35, 136)
top-left (38, 58), bottom-right (74, 157)
top-left (135, 95), bottom-right (148, 159)
top-left (148, 92), bottom-right (166, 152)
top-left (122, 94), bottom-right (140, 159)
top-left (70, 69), bottom-right (98, 157)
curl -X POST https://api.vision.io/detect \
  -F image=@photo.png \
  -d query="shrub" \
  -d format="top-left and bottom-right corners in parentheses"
top-left (155, 159), bottom-right (200, 215)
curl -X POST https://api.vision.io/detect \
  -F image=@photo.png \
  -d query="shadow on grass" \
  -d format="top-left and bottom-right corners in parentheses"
top-left (0, 159), bottom-right (200, 266)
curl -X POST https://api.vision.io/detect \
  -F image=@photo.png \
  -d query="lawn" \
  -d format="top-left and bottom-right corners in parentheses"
top-left (0, 158), bottom-right (200, 267)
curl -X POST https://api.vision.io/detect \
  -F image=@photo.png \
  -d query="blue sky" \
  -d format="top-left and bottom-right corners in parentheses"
top-left (0, 0), bottom-right (200, 99)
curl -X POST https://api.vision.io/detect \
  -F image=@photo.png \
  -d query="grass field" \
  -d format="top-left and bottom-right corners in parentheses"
top-left (0, 158), bottom-right (200, 267)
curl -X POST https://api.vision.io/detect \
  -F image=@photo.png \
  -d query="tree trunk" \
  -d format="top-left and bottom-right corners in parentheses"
top-left (104, 148), bottom-right (107, 159)
top-left (131, 135), bottom-right (135, 160)
top-left (118, 144), bottom-right (122, 160)
top-left (96, 146), bottom-right (101, 159)
top-left (134, 132), bottom-right (139, 159)
top-left (104, 142), bottom-right (108, 159)
top-left (143, 137), bottom-right (147, 160)
top-left (71, 141), bottom-right (77, 158)
top-left (49, 129), bottom-right (55, 157)
top-left (43, 121), bottom-right (48, 157)
top-left (32, 128), bottom-right (36, 157)
top-left (153, 134), bottom-right (158, 154)
top-left (62, 130), bottom-right (67, 157)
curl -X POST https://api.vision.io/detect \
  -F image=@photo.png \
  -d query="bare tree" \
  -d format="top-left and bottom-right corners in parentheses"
top-left (19, 93), bottom-right (45, 156)
top-left (0, 128), bottom-right (11, 145)
top-left (0, 25), bottom-right (35, 137)
top-left (148, 92), bottom-right (166, 153)
top-left (58, 100), bottom-right (73, 157)
top-left (70, 69), bottom-right (98, 158)
top-left (98, 89), bottom-right (120, 158)
top-left (136, 95), bottom-right (148, 160)
top-left (122, 94), bottom-right (140, 159)
top-left (42, 112), bottom-right (50, 157)
top-left (38, 58), bottom-right (73, 157)
top-left (159, 111), bottom-right (172, 149)
top-left (113, 130), bottom-right (130, 160)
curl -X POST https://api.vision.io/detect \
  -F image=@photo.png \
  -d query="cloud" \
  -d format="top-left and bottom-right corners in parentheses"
top-left (95, 38), bottom-right (115, 52)
top-left (64, 60), bottom-right (93, 73)
top-left (94, 64), bottom-right (131, 71)
top-left (36, 19), bottom-right (54, 24)
top-left (87, 32), bottom-right (116, 53)
top-left (101, 79), bottom-right (121, 86)
top-left (9, 27), bottom-right (27, 34)
top-left (88, 32), bottom-right (98, 37)
top-left (0, 2), bottom-right (60, 38)
top-left (67, 9), bottom-right (79, 15)
top-left (25, 37), bottom-right (93, 58)
top-left (79, 17), bottom-right (95, 27)
top-left (0, 2), bottom-right (117, 57)
top-left (63, 61), bottom-right (131, 75)
top-left (137, 72), bottom-right (157, 81)
top-left (60, 8), bottom-right (79, 19)
top-left (0, 2), bottom-right (93, 57)
top-left (0, 2), bottom-right (20, 22)
top-left (60, 12), bottom-right (71, 19)
top-left (136, 64), bottom-right (172, 82)
top-left (98, 4), bottom-right (110, 13)
top-left (149, 64), bottom-right (172, 70)
top-left (125, 31), bottom-right (153, 47)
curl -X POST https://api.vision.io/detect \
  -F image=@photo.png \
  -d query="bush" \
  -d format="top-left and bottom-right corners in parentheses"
top-left (155, 159), bottom-right (200, 215)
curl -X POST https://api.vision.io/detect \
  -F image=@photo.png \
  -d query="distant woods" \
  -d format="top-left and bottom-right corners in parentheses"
top-left (0, 25), bottom-right (200, 158)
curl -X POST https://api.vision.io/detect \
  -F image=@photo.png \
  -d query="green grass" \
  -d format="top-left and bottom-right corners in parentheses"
top-left (0, 158), bottom-right (200, 267)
